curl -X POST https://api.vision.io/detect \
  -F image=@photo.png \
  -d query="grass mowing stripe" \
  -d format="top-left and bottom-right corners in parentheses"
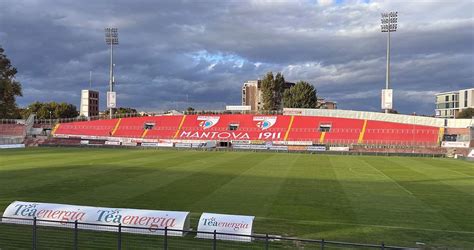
top-left (1, 148), bottom-right (473, 248)
top-left (405, 158), bottom-right (474, 197)
top-left (123, 152), bottom-right (257, 212)
top-left (331, 156), bottom-right (458, 232)
top-left (264, 155), bottom-right (358, 239)
top-left (362, 157), bottom-right (461, 229)
top-left (414, 157), bottom-right (474, 177)
top-left (0, 151), bottom-right (171, 202)
top-left (373, 157), bottom-right (473, 232)
top-left (364, 158), bottom-right (413, 195)
top-left (191, 152), bottom-right (295, 218)
top-left (49, 151), bottom-right (213, 207)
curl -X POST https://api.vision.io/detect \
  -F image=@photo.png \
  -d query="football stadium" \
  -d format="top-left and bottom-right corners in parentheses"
top-left (1, 109), bottom-right (473, 249)
top-left (1, 1), bottom-right (474, 249)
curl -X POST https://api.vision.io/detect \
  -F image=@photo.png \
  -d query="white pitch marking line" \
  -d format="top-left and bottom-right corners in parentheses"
top-left (369, 165), bottom-right (414, 195)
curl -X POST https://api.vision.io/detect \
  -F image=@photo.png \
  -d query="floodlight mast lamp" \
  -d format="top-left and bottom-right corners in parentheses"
top-left (105, 28), bottom-right (118, 119)
top-left (381, 11), bottom-right (397, 113)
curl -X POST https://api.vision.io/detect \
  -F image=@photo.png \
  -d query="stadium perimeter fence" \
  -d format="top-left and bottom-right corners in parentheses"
top-left (0, 216), bottom-right (408, 250)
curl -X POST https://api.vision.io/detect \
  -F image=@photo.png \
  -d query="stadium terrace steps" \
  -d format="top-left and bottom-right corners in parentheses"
top-left (54, 119), bottom-right (117, 137)
top-left (0, 124), bottom-right (26, 137)
top-left (53, 114), bottom-right (441, 146)
top-left (363, 120), bottom-right (439, 145)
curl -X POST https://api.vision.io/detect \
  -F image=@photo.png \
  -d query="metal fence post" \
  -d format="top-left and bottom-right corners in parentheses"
top-left (74, 220), bottom-right (78, 250)
top-left (118, 223), bottom-right (122, 250)
top-left (321, 238), bottom-right (325, 250)
top-left (164, 227), bottom-right (168, 250)
top-left (265, 233), bottom-right (269, 250)
top-left (213, 230), bottom-right (217, 250)
top-left (32, 217), bottom-right (37, 250)
top-left (381, 242), bottom-right (385, 250)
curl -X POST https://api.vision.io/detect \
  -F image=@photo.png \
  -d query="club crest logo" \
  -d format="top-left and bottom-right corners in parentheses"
top-left (197, 116), bottom-right (220, 129)
top-left (253, 116), bottom-right (277, 130)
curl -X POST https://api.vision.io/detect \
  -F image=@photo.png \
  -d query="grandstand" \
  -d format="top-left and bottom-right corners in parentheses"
top-left (0, 121), bottom-right (26, 145)
top-left (1, 108), bottom-right (471, 156)
top-left (48, 108), bottom-right (474, 156)
top-left (53, 114), bottom-right (439, 144)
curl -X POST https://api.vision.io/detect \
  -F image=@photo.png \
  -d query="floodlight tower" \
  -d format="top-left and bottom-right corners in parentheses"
top-left (380, 12), bottom-right (397, 113)
top-left (105, 28), bottom-right (118, 119)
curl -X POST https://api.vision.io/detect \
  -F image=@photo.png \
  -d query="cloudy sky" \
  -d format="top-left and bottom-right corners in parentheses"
top-left (1, 0), bottom-right (472, 115)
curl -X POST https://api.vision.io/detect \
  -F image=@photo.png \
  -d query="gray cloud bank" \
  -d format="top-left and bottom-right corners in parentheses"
top-left (1, 0), bottom-right (472, 115)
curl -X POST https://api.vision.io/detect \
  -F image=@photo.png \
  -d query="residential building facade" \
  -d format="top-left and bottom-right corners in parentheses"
top-left (317, 98), bottom-right (337, 109)
top-left (435, 88), bottom-right (474, 118)
top-left (241, 80), bottom-right (295, 111)
top-left (80, 90), bottom-right (99, 117)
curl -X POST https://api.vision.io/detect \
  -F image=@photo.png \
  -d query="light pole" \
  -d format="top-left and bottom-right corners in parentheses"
top-left (105, 28), bottom-right (118, 119)
top-left (381, 11), bottom-right (397, 113)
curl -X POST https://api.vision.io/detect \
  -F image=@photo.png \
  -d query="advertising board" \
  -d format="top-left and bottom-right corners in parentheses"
top-left (196, 213), bottom-right (254, 242)
top-left (2, 201), bottom-right (190, 236)
top-left (306, 146), bottom-right (326, 151)
top-left (107, 91), bottom-right (116, 108)
top-left (141, 142), bottom-right (174, 148)
top-left (0, 144), bottom-right (25, 149)
top-left (268, 146), bottom-right (288, 151)
top-left (468, 149), bottom-right (474, 158)
top-left (105, 141), bottom-right (121, 146)
top-left (381, 89), bottom-right (393, 110)
top-left (441, 141), bottom-right (470, 148)
top-left (175, 143), bottom-right (192, 148)
top-left (233, 144), bottom-right (252, 149)
top-left (288, 146), bottom-right (307, 151)
top-left (329, 146), bottom-right (350, 152)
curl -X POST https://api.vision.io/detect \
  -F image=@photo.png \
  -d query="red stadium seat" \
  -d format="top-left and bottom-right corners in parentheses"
top-left (53, 114), bottom-right (441, 146)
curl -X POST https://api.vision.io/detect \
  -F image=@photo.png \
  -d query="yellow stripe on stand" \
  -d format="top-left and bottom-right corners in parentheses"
top-left (358, 119), bottom-right (368, 144)
top-left (437, 127), bottom-right (445, 144)
top-left (141, 129), bottom-right (149, 139)
top-left (319, 132), bottom-right (326, 144)
top-left (51, 123), bottom-right (60, 135)
top-left (283, 116), bottom-right (295, 141)
top-left (173, 115), bottom-right (187, 139)
top-left (111, 118), bottom-right (122, 136)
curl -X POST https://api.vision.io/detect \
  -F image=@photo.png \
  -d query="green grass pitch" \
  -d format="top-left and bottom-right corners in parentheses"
top-left (0, 147), bottom-right (473, 248)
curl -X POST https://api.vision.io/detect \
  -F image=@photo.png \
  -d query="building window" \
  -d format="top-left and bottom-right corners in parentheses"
top-left (443, 134), bottom-right (457, 141)
top-left (228, 124), bottom-right (239, 131)
top-left (144, 123), bottom-right (155, 130)
top-left (445, 95), bottom-right (449, 102)
top-left (319, 123), bottom-right (332, 132)
top-left (465, 91), bottom-right (468, 107)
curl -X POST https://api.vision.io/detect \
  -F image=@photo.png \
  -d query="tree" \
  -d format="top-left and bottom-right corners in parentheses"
top-left (261, 72), bottom-right (275, 110)
top-left (105, 107), bottom-right (138, 115)
top-left (22, 101), bottom-right (78, 119)
top-left (274, 72), bottom-right (285, 108)
top-left (261, 72), bottom-right (286, 111)
top-left (0, 46), bottom-right (22, 118)
top-left (282, 81), bottom-right (318, 109)
top-left (457, 108), bottom-right (474, 118)
top-left (186, 107), bottom-right (195, 113)
top-left (387, 109), bottom-right (399, 114)
top-left (55, 102), bottom-right (79, 118)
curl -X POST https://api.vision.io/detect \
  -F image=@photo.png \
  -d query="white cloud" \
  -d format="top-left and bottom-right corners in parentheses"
top-left (0, 0), bottom-right (471, 114)
top-left (318, 0), bottom-right (334, 7)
